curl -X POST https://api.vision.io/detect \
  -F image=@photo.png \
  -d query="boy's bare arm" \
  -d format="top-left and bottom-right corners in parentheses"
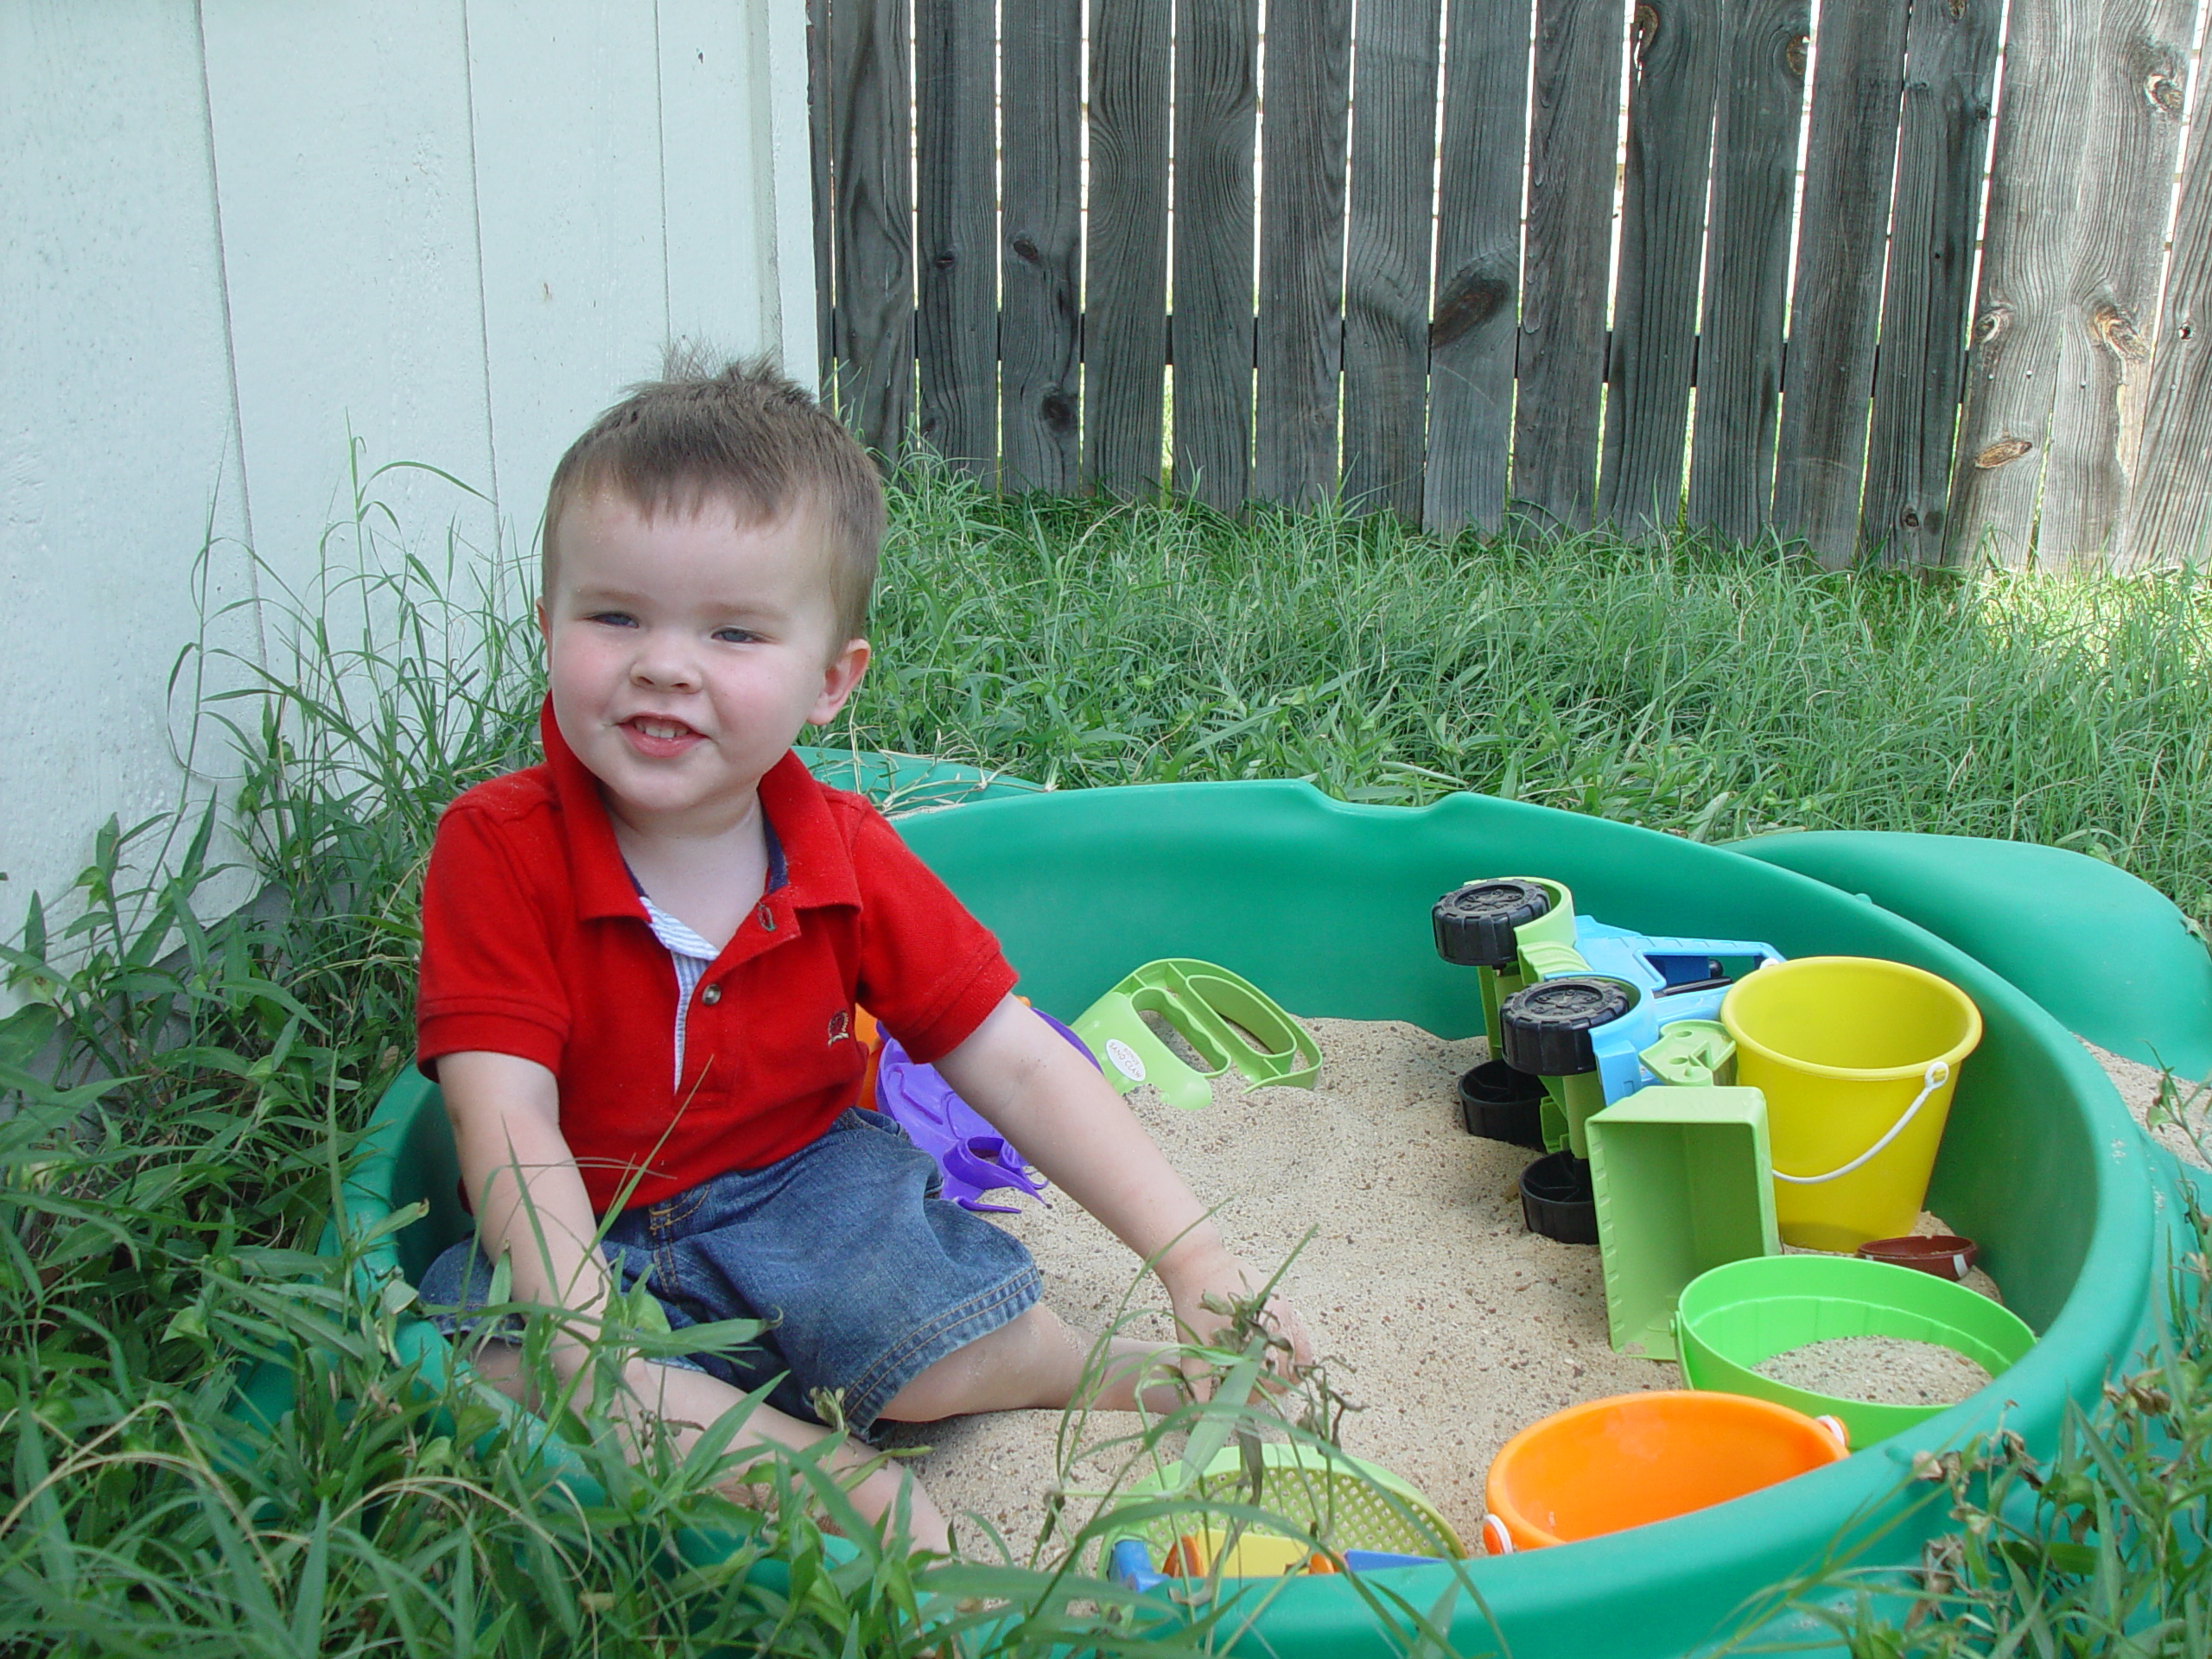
top-left (931, 998), bottom-right (1313, 1364)
top-left (440, 1049), bottom-right (618, 1368)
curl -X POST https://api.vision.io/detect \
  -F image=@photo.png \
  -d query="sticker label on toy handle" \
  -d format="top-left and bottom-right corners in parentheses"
top-left (1104, 1039), bottom-right (1147, 1081)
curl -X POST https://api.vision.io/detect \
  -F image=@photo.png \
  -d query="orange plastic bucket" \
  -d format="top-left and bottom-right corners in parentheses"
top-left (1481, 1390), bottom-right (1848, 1553)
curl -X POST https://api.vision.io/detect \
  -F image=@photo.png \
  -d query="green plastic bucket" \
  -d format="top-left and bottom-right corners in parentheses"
top-left (1675, 1253), bottom-right (2036, 1447)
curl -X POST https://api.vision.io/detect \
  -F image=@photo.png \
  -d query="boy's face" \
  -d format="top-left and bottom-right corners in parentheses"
top-left (539, 490), bottom-right (868, 837)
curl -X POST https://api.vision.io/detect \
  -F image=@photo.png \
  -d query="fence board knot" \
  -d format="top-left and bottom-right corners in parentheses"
top-left (2092, 302), bottom-right (2148, 362)
top-left (1431, 262), bottom-right (1513, 347)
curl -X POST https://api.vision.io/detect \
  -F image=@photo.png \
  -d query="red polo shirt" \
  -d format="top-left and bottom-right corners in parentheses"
top-left (416, 702), bottom-right (1019, 1212)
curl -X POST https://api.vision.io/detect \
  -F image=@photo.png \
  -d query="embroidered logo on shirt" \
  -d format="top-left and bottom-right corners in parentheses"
top-left (827, 1008), bottom-right (852, 1046)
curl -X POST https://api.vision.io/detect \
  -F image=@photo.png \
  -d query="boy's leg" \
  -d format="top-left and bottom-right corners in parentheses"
top-left (461, 1338), bottom-right (954, 1552)
top-left (874, 1303), bottom-right (1183, 1422)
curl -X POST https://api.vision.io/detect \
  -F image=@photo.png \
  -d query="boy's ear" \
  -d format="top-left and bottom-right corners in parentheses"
top-left (535, 597), bottom-right (550, 641)
top-left (808, 638), bottom-right (871, 727)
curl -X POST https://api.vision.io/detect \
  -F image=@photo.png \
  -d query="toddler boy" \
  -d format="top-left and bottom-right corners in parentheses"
top-left (414, 359), bottom-right (1306, 1550)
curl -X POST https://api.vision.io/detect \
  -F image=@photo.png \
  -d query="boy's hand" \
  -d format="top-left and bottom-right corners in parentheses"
top-left (936, 996), bottom-right (1315, 1376)
top-left (1157, 1236), bottom-right (1313, 1377)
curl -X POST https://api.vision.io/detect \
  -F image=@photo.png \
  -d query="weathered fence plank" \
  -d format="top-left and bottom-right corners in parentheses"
top-left (808, 0), bottom-right (835, 391)
top-left (1426, 0), bottom-right (1535, 533)
top-left (1685, 0), bottom-right (1807, 543)
top-left (999, 0), bottom-right (1082, 493)
top-left (1084, 0), bottom-right (1171, 499)
top-left (1170, 0), bottom-right (1259, 512)
top-left (1770, 0), bottom-right (1910, 564)
top-left (1600, 0), bottom-right (1721, 536)
top-left (828, 0), bottom-right (912, 455)
top-left (2120, 59), bottom-right (2212, 567)
top-left (2035, 0), bottom-right (2193, 568)
top-left (914, 0), bottom-right (995, 478)
top-left (817, 0), bottom-right (2209, 563)
top-left (1515, 0), bottom-right (1629, 529)
top-left (1342, 0), bottom-right (1442, 521)
top-left (1254, 0), bottom-right (1354, 509)
top-left (1949, 0), bottom-right (2098, 567)
top-left (1858, 0), bottom-right (1999, 565)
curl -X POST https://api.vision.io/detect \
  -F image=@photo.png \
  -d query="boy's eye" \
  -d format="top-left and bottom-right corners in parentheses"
top-left (713, 626), bottom-right (762, 645)
top-left (586, 611), bottom-right (638, 628)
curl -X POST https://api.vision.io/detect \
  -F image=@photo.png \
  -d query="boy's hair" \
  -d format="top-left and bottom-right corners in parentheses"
top-left (543, 353), bottom-right (884, 645)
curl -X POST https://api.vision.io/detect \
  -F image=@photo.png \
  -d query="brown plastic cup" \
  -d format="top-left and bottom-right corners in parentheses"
top-left (1854, 1234), bottom-right (1978, 1282)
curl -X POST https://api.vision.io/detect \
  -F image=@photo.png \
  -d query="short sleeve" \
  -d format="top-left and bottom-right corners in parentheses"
top-left (416, 802), bottom-right (571, 1076)
top-left (847, 806), bottom-right (1019, 1064)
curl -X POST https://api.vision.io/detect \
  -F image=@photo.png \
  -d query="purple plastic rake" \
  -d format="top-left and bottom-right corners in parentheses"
top-left (874, 1011), bottom-right (1096, 1212)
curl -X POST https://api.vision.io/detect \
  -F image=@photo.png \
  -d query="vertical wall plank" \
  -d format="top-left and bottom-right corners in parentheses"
top-left (1515, 0), bottom-right (1628, 529)
top-left (1427, 0), bottom-right (1535, 533)
top-left (2120, 56), bottom-right (2212, 567)
top-left (1858, 0), bottom-right (1999, 565)
top-left (2, 1), bottom-right (263, 918)
top-left (808, 0), bottom-right (836, 390)
top-left (915, 0), bottom-right (996, 479)
top-left (1170, 0), bottom-right (1259, 511)
top-left (829, 0), bottom-right (912, 457)
top-left (661, 0), bottom-right (781, 363)
top-left (1949, 0), bottom-right (2096, 568)
top-left (1342, 0), bottom-right (1443, 521)
top-left (753, 0), bottom-right (823, 385)
top-left (1685, 0), bottom-right (1806, 543)
top-left (468, 3), bottom-right (667, 534)
top-left (1254, 0), bottom-right (1354, 508)
top-left (203, 0), bottom-right (498, 571)
top-left (1084, 0), bottom-right (1172, 499)
top-left (1000, 0), bottom-right (1082, 493)
top-left (1770, 0), bottom-right (1911, 564)
top-left (2035, 0), bottom-right (2194, 568)
top-left (1599, 0), bottom-right (1720, 536)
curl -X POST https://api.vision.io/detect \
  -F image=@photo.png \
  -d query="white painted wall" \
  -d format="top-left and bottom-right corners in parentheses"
top-left (2, 1), bottom-right (817, 969)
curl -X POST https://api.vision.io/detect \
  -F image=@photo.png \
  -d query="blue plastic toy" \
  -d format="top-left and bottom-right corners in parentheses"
top-left (1565, 918), bottom-right (1783, 1106)
top-left (1433, 876), bottom-right (1783, 1160)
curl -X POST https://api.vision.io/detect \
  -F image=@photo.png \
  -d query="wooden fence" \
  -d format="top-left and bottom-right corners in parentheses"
top-left (810, 0), bottom-right (2212, 569)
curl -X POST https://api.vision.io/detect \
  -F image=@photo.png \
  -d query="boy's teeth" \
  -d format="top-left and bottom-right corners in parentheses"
top-left (636, 719), bottom-right (689, 739)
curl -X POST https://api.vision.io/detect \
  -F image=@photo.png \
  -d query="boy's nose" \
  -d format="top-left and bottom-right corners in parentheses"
top-left (631, 632), bottom-right (702, 690)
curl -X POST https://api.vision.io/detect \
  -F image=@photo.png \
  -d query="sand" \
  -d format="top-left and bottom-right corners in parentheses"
top-left (1754, 1335), bottom-right (1993, 1406)
top-left (2082, 1037), bottom-right (2212, 1170)
top-left (887, 1017), bottom-right (1675, 1559)
top-left (881, 1019), bottom-right (2129, 1560)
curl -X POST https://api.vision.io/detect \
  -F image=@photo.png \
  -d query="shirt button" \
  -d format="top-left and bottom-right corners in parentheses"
top-left (701, 983), bottom-right (722, 1006)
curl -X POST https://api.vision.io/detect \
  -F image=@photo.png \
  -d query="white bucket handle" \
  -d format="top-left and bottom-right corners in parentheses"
top-left (1771, 1060), bottom-right (1950, 1186)
top-left (1482, 1514), bottom-right (1515, 1554)
top-left (1814, 1414), bottom-right (1851, 1454)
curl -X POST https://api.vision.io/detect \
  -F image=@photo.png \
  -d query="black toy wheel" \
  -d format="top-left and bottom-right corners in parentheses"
top-left (1432, 879), bottom-right (1553, 968)
top-left (1520, 1150), bottom-right (1598, 1243)
top-left (1457, 1060), bottom-right (1546, 1146)
top-left (1498, 976), bottom-right (1633, 1077)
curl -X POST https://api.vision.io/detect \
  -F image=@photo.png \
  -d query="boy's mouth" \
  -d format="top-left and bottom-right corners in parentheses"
top-left (620, 715), bottom-right (703, 758)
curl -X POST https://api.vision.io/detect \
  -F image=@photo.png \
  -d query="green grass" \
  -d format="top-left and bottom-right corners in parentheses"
top-left (3, 453), bottom-right (2209, 1654)
top-left (839, 466), bottom-right (2212, 931)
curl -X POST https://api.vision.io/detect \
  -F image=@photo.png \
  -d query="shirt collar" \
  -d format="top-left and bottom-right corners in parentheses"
top-left (539, 697), bottom-right (860, 922)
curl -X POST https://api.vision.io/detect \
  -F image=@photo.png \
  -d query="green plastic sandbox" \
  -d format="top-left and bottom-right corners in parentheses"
top-left (265, 775), bottom-right (2209, 1657)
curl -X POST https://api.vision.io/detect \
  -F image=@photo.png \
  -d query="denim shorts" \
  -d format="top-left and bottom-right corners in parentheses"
top-left (416, 1108), bottom-right (1041, 1437)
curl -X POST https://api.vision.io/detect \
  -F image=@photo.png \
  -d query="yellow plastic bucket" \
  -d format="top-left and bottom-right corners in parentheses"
top-left (1721, 957), bottom-right (1981, 1251)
